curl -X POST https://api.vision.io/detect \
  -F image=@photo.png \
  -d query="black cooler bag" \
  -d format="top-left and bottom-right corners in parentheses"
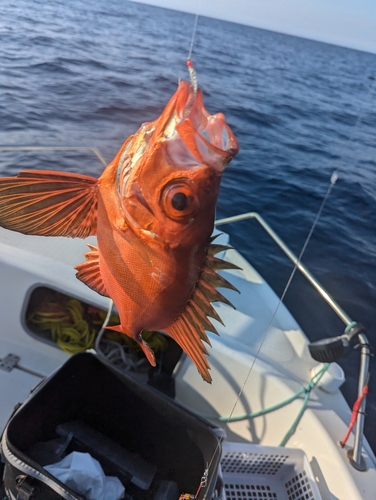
top-left (1, 352), bottom-right (221, 500)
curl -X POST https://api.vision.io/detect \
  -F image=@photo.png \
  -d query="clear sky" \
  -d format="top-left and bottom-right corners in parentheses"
top-left (132, 0), bottom-right (376, 54)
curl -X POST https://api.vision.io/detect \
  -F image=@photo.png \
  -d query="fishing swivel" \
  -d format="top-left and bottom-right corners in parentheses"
top-left (187, 58), bottom-right (198, 95)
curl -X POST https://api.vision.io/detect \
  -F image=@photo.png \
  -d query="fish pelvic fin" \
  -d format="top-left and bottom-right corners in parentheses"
top-left (0, 170), bottom-right (98, 238)
top-left (164, 242), bottom-right (241, 384)
top-left (75, 244), bottom-right (110, 297)
top-left (105, 326), bottom-right (157, 367)
top-left (105, 324), bottom-right (123, 333)
top-left (139, 336), bottom-right (157, 366)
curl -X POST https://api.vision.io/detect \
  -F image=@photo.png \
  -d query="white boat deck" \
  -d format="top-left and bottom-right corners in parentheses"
top-left (0, 227), bottom-right (375, 499)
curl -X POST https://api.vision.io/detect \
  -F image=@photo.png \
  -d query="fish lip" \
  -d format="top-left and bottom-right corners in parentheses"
top-left (172, 81), bottom-right (239, 166)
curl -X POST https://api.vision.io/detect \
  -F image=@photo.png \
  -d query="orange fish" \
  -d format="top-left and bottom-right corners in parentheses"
top-left (0, 81), bottom-right (239, 382)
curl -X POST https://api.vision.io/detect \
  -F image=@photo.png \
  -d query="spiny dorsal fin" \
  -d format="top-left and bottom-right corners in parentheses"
top-left (189, 299), bottom-right (219, 336)
top-left (184, 303), bottom-right (212, 345)
top-left (208, 233), bottom-right (221, 243)
top-left (205, 254), bottom-right (241, 271)
top-left (0, 170), bottom-right (98, 238)
top-left (164, 241), bottom-right (240, 383)
top-left (198, 280), bottom-right (236, 309)
top-left (192, 288), bottom-right (225, 326)
top-left (207, 243), bottom-right (234, 257)
top-left (201, 267), bottom-right (239, 293)
top-left (75, 244), bottom-right (110, 297)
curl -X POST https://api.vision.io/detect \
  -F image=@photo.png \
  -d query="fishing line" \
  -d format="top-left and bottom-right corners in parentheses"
top-left (184, 14), bottom-right (199, 119)
top-left (188, 14), bottom-right (199, 62)
top-left (199, 73), bottom-right (376, 499)
top-left (187, 14), bottom-right (199, 93)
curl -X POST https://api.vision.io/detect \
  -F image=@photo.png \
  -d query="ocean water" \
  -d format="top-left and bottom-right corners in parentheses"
top-left (1, 0), bottom-right (375, 450)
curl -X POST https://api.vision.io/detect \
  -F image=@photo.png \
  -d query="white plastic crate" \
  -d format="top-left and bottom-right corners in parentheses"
top-left (219, 442), bottom-right (322, 500)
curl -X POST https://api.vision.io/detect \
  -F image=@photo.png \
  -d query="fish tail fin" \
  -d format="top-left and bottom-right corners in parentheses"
top-left (0, 170), bottom-right (98, 237)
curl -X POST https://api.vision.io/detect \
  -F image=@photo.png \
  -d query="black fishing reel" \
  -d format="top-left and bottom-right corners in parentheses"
top-left (308, 322), bottom-right (367, 363)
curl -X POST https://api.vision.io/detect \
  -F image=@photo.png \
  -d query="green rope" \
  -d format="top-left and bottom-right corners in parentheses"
top-left (217, 390), bottom-right (305, 422)
top-left (279, 391), bottom-right (311, 446)
top-left (206, 363), bottom-right (330, 445)
top-left (278, 363), bottom-right (330, 446)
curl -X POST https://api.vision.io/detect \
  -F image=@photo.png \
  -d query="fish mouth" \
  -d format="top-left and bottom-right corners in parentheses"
top-left (116, 80), bottom-right (239, 199)
top-left (163, 81), bottom-right (239, 172)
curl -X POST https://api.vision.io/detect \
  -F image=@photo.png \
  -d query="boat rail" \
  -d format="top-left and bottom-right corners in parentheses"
top-left (215, 211), bottom-right (370, 471)
top-left (216, 211), bottom-right (351, 323)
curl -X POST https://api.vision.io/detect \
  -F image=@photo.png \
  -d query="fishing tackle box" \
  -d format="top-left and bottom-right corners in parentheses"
top-left (1, 352), bottom-right (221, 500)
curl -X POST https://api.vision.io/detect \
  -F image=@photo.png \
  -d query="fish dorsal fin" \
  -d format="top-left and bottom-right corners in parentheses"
top-left (164, 243), bottom-right (240, 383)
top-left (0, 170), bottom-right (98, 238)
top-left (75, 244), bottom-right (110, 297)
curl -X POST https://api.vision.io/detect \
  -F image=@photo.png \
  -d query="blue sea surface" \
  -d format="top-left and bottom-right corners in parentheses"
top-left (1, 0), bottom-right (375, 449)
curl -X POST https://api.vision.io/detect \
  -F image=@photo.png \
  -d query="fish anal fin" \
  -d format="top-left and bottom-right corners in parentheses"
top-left (75, 244), bottom-right (109, 297)
top-left (0, 170), bottom-right (98, 238)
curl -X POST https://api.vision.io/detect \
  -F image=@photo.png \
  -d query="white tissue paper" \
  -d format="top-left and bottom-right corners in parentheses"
top-left (44, 451), bottom-right (125, 500)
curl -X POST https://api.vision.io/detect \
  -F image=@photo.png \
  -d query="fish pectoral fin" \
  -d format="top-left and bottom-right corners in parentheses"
top-left (0, 170), bottom-right (98, 238)
top-left (75, 244), bottom-right (110, 297)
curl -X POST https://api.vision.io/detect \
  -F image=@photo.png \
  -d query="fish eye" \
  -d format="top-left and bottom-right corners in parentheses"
top-left (171, 192), bottom-right (188, 211)
top-left (162, 183), bottom-right (198, 220)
